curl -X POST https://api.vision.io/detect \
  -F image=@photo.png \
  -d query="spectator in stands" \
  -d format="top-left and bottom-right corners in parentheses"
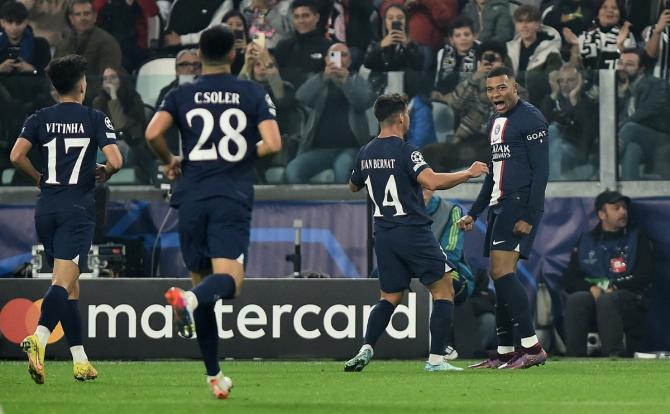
top-left (161, 0), bottom-right (232, 48)
top-left (155, 49), bottom-right (201, 153)
top-left (324, 0), bottom-right (376, 70)
top-left (380, 0), bottom-right (458, 52)
top-left (0, 0), bottom-right (50, 73)
top-left (286, 42), bottom-right (375, 184)
top-left (563, 0), bottom-right (636, 69)
top-left (93, 66), bottom-right (152, 183)
top-left (94, 0), bottom-right (159, 73)
top-left (221, 9), bottom-right (250, 75)
top-left (428, 41), bottom-right (528, 170)
top-left (541, 0), bottom-right (594, 60)
top-left (541, 65), bottom-right (598, 180)
top-left (643, 2), bottom-right (670, 81)
top-left (422, 188), bottom-right (496, 357)
top-left (563, 190), bottom-right (653, 357)
top-left (617, 48), bottom-right (670, 180)
top-left (21, 0), bottom-right (70, 46)
top-left (363, 4), bottom-right (429, 96)
top-left (461, 0), bottom-right (514, 43)
top-left (55, 0), bottom-right (122, 104)
top-left (506, 4), bottom-right (561, 106)
top-left (433, 16), bottom-right (479, 95)
top-left (243, 0), bottom-right (293, 50)
top-left (241, 45), bottom-right (300, 182)
top-left (272, 0), bottom-right (331, 88)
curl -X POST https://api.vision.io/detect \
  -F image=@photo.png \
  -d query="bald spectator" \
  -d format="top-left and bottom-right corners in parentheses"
top-left (287, 43), bottom-right (375, 183)
top-left (55, 0), bottom-right (121, 103)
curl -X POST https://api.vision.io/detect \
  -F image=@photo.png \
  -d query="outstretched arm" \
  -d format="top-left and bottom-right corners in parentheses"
top-left (417, 161), bottom-right (488, 191)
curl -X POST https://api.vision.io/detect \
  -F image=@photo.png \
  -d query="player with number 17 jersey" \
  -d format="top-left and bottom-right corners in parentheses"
top-left (158, 74), bottom-right (276, 209)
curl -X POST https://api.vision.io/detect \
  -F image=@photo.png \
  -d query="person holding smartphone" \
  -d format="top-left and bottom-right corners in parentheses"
top-left (222, 9), bottom-right (250, 76)
top-left (0, 1), bottom-right (51, 74)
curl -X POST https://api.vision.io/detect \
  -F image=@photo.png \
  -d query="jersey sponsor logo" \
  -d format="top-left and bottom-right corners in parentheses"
top-left (194, 91), bottom-right (241, 105)
top-left (492, 144), bottom-right (511, 160)
top-left (104, 117), bottom-right (114, 130)
top-left (490, 117), bottom-right (507, 145)
top-left (526, 130), bottom-right (548, 141)
top-left (410, 151), bottom-right (426, 172)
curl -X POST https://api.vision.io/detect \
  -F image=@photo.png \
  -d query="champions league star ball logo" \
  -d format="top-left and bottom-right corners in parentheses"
top-left (104, 117), bottom-right (114, 130)
top-left (410, 151), bottom-right (425, 165)
top-left (265, 94), bottom-right (277, 116)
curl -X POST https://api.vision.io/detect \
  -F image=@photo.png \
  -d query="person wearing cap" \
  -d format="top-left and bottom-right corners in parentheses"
top-left (562, 190), bottom-right (654, 357)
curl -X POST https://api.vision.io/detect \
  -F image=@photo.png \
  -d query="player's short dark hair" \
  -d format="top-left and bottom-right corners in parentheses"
top-left (513, 4), bottom-right (541, 22)
top-left (447, 16), bottom-right (474, 37)
top-left (45, 54), bottom-right (88, 95)
top-left (199, 24), bottom-right (235, 64)
top-left (476, 40), bottom-right (507, 61)
top-left (291, 0), bottom-right (318, 14)
top-left (487, 66), bottom-right (516, 80)
top-left (0, 0), bottom-right (29, 22)
top-left (373, 93), bottom-right (408, 124)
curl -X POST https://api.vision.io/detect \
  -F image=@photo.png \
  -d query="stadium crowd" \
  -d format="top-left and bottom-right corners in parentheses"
top-left (1, 0), bottom-right (670, 185)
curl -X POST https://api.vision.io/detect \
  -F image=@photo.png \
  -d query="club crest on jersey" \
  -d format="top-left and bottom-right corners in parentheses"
top-left (490, 117), bottom-right (507, 145)
top-left (411, 151), bottom-right (426, 171)
top-left (104, 117), bottom-right (114, 130)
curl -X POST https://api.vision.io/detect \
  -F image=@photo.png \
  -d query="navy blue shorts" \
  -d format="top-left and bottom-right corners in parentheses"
top-left (178, 196), bottom-right (251, 273)
top-left (374, 225), bottom-right (454, 293)
top-left (35, 209), bottom-right (95, 272)
top-left (483, 193), bottom-right (542, 260)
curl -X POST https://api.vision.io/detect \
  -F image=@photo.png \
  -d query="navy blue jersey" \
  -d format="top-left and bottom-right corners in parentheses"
top-left (350, 136), bottom-right (431, 229)
top-left (159, 74), bottom-right (276, 208)
top-left (20, 102), bottom-right (117, 212)
top-left (469, 99), bottom-right (549, 223)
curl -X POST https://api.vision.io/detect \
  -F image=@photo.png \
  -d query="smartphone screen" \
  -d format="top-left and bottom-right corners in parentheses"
top-left (234, 30), bottom-right (244, 40)
top-left (391, 20), bottom-right (402, 31)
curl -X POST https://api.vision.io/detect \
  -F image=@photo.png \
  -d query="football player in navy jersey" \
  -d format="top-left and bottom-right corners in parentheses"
top-left (145, 25), bottom-right (281, 399)
top-left (344, 93), bottom-right (488, 372)
top-left (10, 54), bottom-right (123, 384)
top-left (459, 66), bottom-right (549, 369)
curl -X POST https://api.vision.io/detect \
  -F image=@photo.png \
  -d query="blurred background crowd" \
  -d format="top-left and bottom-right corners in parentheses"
top-left (1, 0), bottom-right (670, 185)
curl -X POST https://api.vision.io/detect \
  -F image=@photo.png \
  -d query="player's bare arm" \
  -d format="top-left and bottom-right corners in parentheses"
top-left (145, 111), bottom-right (181, 179)
top-left (417, 161), bottom-right (489, 191)
top-left (257, 119), bottom-right (282, 158)
top-left (96, 144), bottom-right (123, 182)
top-left (9, 137), bottom-right (40, 186)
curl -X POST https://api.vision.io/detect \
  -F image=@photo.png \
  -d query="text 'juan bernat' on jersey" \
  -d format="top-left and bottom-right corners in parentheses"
top-left (350, 136), bottom-right (433, 230)
top-left (468, 99), bottom-right (549, 224)
top-left (159, 73), bottom-right (277, 209)
top-left (20, 103), bottom-right (118, 213)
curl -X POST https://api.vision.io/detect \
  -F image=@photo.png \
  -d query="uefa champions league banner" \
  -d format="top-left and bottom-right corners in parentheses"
top-left (0, 279), bottom-right (430, 360)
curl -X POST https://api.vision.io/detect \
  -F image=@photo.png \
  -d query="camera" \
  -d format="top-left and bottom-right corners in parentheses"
top-left (391, 20), bottom-right (402, 31)
top-left (233, 30), bottom-right (244, 40)
top-left (482, 52), bottom-right (498, 63)
top-left (7, 46), bottom-right (20, 61)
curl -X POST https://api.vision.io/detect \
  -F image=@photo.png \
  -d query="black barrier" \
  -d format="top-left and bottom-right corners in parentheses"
top-left (0, 279), bottom-right (430, 360)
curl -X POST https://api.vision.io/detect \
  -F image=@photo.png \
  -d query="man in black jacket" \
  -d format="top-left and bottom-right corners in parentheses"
top-left (563, 190), bottom-right (654, 357)
top-left (272, 0), bottom-right (331, 89)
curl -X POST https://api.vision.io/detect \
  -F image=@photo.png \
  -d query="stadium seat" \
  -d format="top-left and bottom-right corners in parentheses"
top-left (432, 101), bottom-right (454, 143)
top-left (136, 58), bottom-right (176, 107)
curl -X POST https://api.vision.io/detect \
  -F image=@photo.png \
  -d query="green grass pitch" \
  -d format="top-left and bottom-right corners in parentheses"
top-left (1, 359), bottom-right (669, 414)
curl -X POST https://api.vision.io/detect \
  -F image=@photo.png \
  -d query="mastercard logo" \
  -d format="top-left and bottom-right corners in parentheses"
top-left (0, 298), bottom-right (64, 344)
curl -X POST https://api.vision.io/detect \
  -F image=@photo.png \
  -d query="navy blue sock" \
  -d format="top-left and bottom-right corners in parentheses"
top-left (192, 274), bottom-right (236, 306)
top-left (193, 302), bottom-right (220, 376)
top-left (429, 299), bottom-right (454, 355)
top-left (60, 299), bottom-right (83, 346)
top-left (495, 299), bottom-right (514, 348)
top-left (38, 285), bottom-right (68, 331)
top-left (494, 273), bottom-right (536, 339)
top-left (364, 300), bottom-right (395, 347)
